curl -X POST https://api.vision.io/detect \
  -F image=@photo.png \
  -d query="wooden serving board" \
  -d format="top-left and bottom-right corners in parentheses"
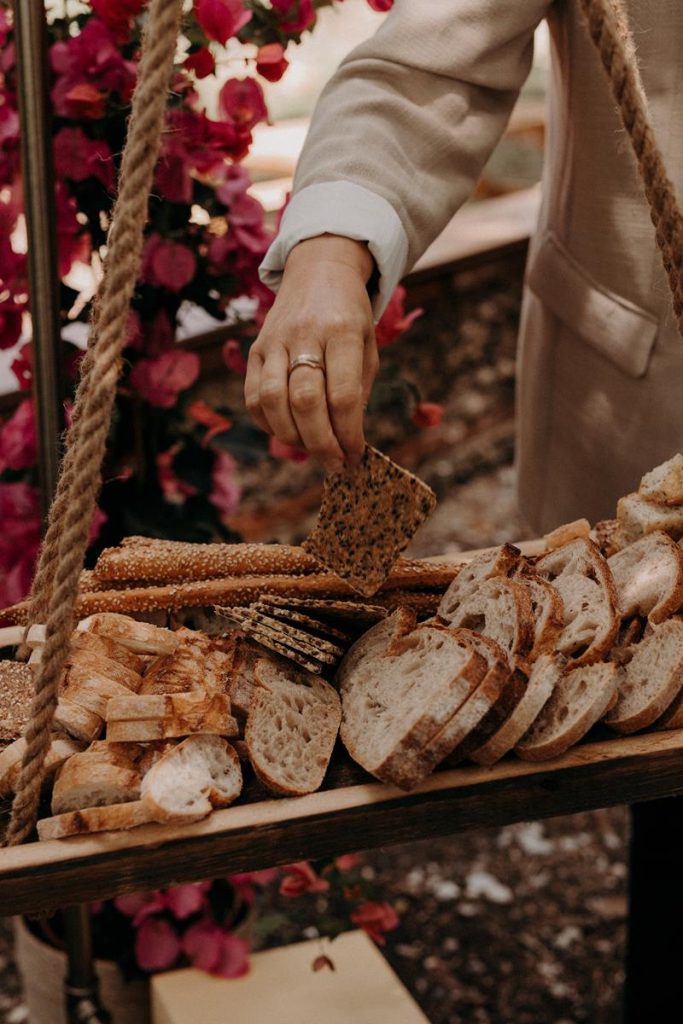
top-left (2, 727), bottom-right (683, 917)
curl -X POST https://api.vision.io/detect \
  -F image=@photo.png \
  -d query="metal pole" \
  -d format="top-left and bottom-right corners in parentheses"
top-left (13, 0), bottom-right (64, 516)
top-left (63, 905), bottom-right (112, 1024)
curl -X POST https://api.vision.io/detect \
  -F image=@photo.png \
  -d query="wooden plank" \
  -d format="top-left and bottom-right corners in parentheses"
top-left (3, 728), bottom-right (683, 916)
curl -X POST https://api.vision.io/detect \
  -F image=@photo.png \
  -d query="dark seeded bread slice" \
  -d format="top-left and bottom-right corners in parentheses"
top-left (639, 454), bottom-right (683, 506)
top-left (438, 577), bottom-right (534, 668)
top-left (604, 619), bottom-right (683, 734)
top-left (515, 661), bottom-right (620, 761)
top-left (339, 624), bottom-right (487, 784)
top-left (437, 544), bottom-right (521, 624)
top-left (532, 539), bottom-right (619, 665)
top-left (246, 656), bottom-right (341, 795)
top-left (516, 575), bottom-right (564, 659)
top-left (141, 734), bottom-right (242, 822)
top-left (607, 531), bottom-right (683, 623)
top-left (470, 653), bottom-right (565, 766)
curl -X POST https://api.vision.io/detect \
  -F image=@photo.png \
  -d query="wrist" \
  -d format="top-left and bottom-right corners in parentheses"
top-left (285, 234), bottom-right (374, 284)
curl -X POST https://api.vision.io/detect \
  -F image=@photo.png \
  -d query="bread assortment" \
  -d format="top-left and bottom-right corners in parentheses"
top-left (3, 453), bottom-right (683, 837)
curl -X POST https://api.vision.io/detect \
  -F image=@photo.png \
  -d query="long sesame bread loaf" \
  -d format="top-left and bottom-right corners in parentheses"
top-left (607, 532), bottom-right (683, 624)
top-left (604, 619), bottom-right (683, 734)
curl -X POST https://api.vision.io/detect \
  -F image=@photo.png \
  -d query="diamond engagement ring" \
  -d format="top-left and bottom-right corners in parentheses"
top-left (288, 354), bottom-right (325, 376)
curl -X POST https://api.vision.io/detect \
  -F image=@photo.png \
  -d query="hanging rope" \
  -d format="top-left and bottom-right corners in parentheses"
top-left (5, 0), bottom-right (185, 845)
top-left (579, 0), bottom-right (683, 337)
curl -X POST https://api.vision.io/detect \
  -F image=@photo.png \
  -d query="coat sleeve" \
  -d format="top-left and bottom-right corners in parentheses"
top-left (259, 0), bottom-right (551, 319)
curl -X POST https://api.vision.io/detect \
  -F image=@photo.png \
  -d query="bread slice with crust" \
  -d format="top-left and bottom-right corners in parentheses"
top-left (532, 539), bottom-right (619, 665)
top-left (141, 735), bottom-right (242, 823)
top-left (77, 613), bottom-right (180, 656)
top-left (246, 656), bottom-right (342, 795)
top-left (516, 575), bottom-right (564, 660)
top-left (140, 629), bottom-right (233, 697)
top-left (53, 698), bottom-right (104, 743)
top-left (0, 734), bottom-right (84, 798)
top-left (437, 544), bottom-right (521, 624)
top-left (106, 692), bottom-right (238, 742)
top-left (544, 519), bottom-right (591, 551)
top-left (51, 741), bottom-right (166, 815)
top-left (438, 577), bottom-right (534, 668)
top-left (470, 654), bottom-right (565, 766)
top-left (639, 454), bottom-right (683, 506)
top-left (617, 493), bottom-right (683, 544)
top-left (515, 661), bottom-right (620, 761)
top-left (37, 800), bottom-right (153, 841)
top-left (591, 519), bottom-right (627, 558)
top-left (607, 532), bottom-right (683, 623)
top-left (604, 619), bottom-right (683, 733)
top-left (335, 608), bottom-right (417, 694)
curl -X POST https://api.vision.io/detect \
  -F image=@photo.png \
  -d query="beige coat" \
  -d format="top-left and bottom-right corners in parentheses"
top-left (260, 0), bottom-right (683, 532)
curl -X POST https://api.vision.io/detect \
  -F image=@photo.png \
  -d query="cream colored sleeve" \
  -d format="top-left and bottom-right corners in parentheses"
top-left (259, 0), bottom-right (550, 320)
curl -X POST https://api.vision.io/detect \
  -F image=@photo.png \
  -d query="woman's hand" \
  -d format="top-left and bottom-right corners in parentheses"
top-left (245, 234), bottom-right (378, 474)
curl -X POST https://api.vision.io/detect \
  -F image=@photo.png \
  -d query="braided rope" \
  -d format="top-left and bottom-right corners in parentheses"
top-left (5, 0), bottom-right (184, 845)
top-left (579, 0), bottom-right (683, 335)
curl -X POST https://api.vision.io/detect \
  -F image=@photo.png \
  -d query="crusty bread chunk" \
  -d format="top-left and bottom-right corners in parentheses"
top-left (51, 741), bottom-right (165, 815)
top-left (68, 631), bottom-right (145, 674)
top-left (339, 624), bottom-right (487, 785)
top-left (544, 519), bottom-right (591, 551)
top-left (616, 493), bottom-right (683, 544)
top-left (140, 628), bottom-right (232, 697)
top-left (608, 532), bottom-right (683, 623)
top-left (77, 613), bottom-right (180, 656)
top-left (532, 539), bottom-right (619, 665)
top-left (604, 619), bottom-right (683, 734)
top-left (54, 698), bottom-right (104, 744)
top-left (515, 661), bottom-right (620, 761)
top-left (438, 577), bottom-right (534, 668)
top-left (437, 544), bottom-right (521, 624)
top-left (246, 657), bottom-right (341, 795)
top-left (470, 653), bottom-right (565, 766)
top-left (0, 734), bottom-right (83, 798)
top-left (37, 800), bottom-right (153, 841)
top-left (106, 692), bottom-right (238, 742)
top-left (639, 454), bottom-right (683, 506)
top-left (516, 575), bottom-right (564, 660)
top-left (591, 519), bottom-right (627, 558)
top-left (141, 735), bottom-right (242, 823)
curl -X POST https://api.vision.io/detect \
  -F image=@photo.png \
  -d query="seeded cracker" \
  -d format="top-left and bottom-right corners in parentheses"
top-left (302, 446), bottom-right (437, 596)
top-left (259, 595), bottom-right (387, 622)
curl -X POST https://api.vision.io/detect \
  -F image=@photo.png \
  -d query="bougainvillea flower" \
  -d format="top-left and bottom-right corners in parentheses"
top-left (209, 450), bottom-right (241, 520)
top-left (214, 162), bottom-right (251, 206)
top-left (271, 0), bottom-right (315, 33)
top-left (91, 0), bottom-right (147, 43)
top-left (0, 482), bottom-right (40, 607)
top-left (50, 19), bottom-right (137, 118)
top-left (350, 901), bottom-right (399, 945)
top-left (142, 235), bottom-right (197, 292)
top-left (129, 349), bottom-right (200, 408)
top-left (268, 435), bottom-right (309, 463)
top-left (10, 343), bottom-right (32, 391)
top-left (412, 401), bottom-right (444, 428)
top-left (55, 183), bottom-right (91, 276)
top-left (374, 285), bottom-right (423, 349)
top-left (193, 0), bottom-right (250, 46)
top-left (221, 339), bottom-right (248, 376)
top-left (256, 43), bottom-right (289, 82)
top-left (135, 917), bottom-right (182, 972)
top-left (184, 46), bottom-right (215, 79)
top-left (334, 853), bottom-right (361, 872)
top-left (0, 398), bottom-right (36, 471)
top-left (54, 127), bottom-right (114, 190)
top-left (187, 400), bottom-right (233, 444)
top-left (0, 299), bottom-right (23, 351)
top-left (165, 882), bottom-right (212, 920)
top-left (218, 78), bottom-right (268, 131)
top-left (0, 238), bottom-right (26, 293)
top-left (279, 862), bottom-right (330, 897)
top-left (182, 918), bottom-right (250, 978)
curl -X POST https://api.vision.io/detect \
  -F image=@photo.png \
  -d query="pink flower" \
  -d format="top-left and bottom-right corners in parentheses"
top-left (335, 853), bottom-right (361, 872)
top-left (269, 436), bottom-right (309, 463)
top-left (0, 299), bottom-right (23, 351)
top-left (91, 0), bottom-right (147, 42)
top-left (135, 917), bottom-right (182, 972)
top-left (210, 450), bottom-right (241, 520)
top-left (412, 401), bottom-right (444, 429)
top-left (0, 238), bottom-right (25, 293)
top-left (229, 869), bottom-right (278, 888)
top-left (50, 19), bottom-right (136, 119)
top-left (0, 399), bottom-right (36, 472)
top-left (193, 0), bottom-right (250, 45)
top-left (0, 482), bottom-right (40, 607)
top-left (182, 918), bottom-right (250, 978)
top-left (279, 862), bottom-right (330, 898)
top-left (187, 400), bottom-right (232, 444)
top-left (130, 350), bottom-right (200, 408)
top-left (114, 892), bottom-right (161, 921)
top-left (10, 343), bottom-right (32, 391)
top-left (157, 444), bottom-right (198, 505)
top-left (367, 0), bottom-right (393, 10)
top-left (184, 46), bottom-right (215, 79)
top-left (89, 504), bottom-right (107, 545)
top-left (375, 285), bottom-right (423, 349)
top-left (56, 183), bottom-right (91, 276)
top-left (256, 43), bottom-right (289, 82)
top-left (218, 78), bottom-right (268, 131)
top-left (222, 339), bottom-right (248, 376)
top-left (142, 235), bottom-right (197, 292)
top-left (165, 883), bottom-right (212, 920)
top-left (272, 0), bottom-right (315, 33)
top-left (54, 128), bottom-right (114, 190)
top-left (350, 901), bottom-right (399, 945)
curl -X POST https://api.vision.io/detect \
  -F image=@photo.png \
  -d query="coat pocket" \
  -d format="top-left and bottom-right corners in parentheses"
top-left (526, 231), bottom-right (659, 378)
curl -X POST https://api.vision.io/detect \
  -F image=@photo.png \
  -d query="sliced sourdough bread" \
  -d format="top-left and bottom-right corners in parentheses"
top-left (106, 692), bottom-right (238, 742)
top-left (437, 544), bottom-right (521, 624)
top-left (335, 607), bottom-right (417, 693)
top-left (515, 661), bottom-right (620, 761)
top-left (37, 800), bottom-right (154, 841)
top-left (607, 531), bottom-right (683, 623)
top-left (515, 575), bottom-right (564, 660)
top-left (639, 454), bottom-right (683, 506)
top-left (437, 577), bottom-right (534, 668)
top-left (532, 539), bottom-right (619, 664)
top-left (470, 653), bottom-right (565, 766)
top-left (50, 741), bottom-right (165, 815)
top-left (141, 735), bottom-right (242, 823)
top-left (339, 624), bottom-right (487, 785)
top-left (616, 493), bottom-right (683, 544)
top-left (604, 619), bottom-right (683, 733)
top-left (246, 656), bottom-right (342, 795)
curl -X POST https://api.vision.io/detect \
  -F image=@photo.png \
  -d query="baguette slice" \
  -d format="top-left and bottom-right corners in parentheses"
top-left (470, 653), bottom-right (565, 766)
top-left (68, 631), bottom-right (145, 674)
top-left (37, 800), bottom-right (153, 841)
top-left (639, 454), bottom-right (683, 506)
top-left (515, 661), bottom-right (620, 761)
top-left (607, 532), bottom-right (683, 623)
top-left (246, 656), bottom-right (342, 795)
top-left (51, 741), bottom-right (165, 815)
top-left (61, 664), bottom-right (141, 718)
top-left (617, 492), bottom-right (683, 544)
top-left (437, 544), bottom-right (521, 624)
top-left (77, 613), bottom-right (180, 656)
top-left (106, 692), bottom-right (238, 742)
top-left (438, 577), bottom-right (534, 668)
top-left (516, 575), bottom-right (564, 660)
top-left (0, 734), bottom-right (84, 798)
top-left (339, 624), bottom-right (487, 784)
top-left (532, 539), bottom-right (619, 665)
top-left (604, 619), bottom-right (683, 733)
top-left (141, 735), bottom-right (242, 823)
top-left (140, 629), bottom-right (233, 697)
top-left (53, 698), bottom-right (103, 743)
